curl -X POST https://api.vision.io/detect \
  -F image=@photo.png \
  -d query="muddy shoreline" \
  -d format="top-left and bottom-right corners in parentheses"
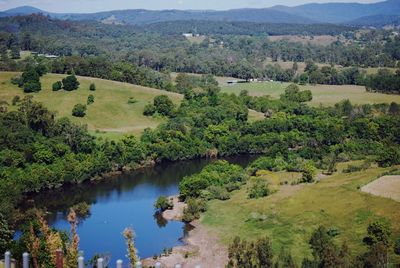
top-left (143, 196), bottom-right (228, 268)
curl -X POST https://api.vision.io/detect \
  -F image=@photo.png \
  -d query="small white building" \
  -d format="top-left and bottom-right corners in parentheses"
top-left (182, 33), bottom-right (194, 38)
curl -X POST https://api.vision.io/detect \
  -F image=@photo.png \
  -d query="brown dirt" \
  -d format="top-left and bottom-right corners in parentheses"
top-left (143, 197), bottom-right (228, 268)
top-left (361, 175), bottom-right (400, 202)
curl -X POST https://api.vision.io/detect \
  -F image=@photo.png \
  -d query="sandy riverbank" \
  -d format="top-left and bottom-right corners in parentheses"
top-left (143, 196), bottom-right (228, 268)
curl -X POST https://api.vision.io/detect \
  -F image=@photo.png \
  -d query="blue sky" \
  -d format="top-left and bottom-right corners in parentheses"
top-left (0, 0), bottom-right (381, 13)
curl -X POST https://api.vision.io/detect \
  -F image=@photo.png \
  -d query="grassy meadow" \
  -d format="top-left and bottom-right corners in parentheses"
top-left (201, 163), bottom-right (400, 263)
top-left (0, 72), bottom-right (182, 138)
top-left (221, 81), bottom-right (400, 106)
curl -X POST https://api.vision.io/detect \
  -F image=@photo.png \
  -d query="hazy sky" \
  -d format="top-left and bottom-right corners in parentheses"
top-left (0, 0), bottom-right (381, 13)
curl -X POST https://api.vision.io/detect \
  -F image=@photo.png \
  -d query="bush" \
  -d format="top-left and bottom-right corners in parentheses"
top-left (23, 81), bottom-right (41, 93)
top-left (143, 103), bottom-right (156, 116)
top-left (62, 75), bottom-right (80, 91)
top-left (128, 97), bottom-right (137, 104)
top-left (395, 237), bottom-right (400, 255)
top-left (72, 104), bottom-right (87, 117)
top-left (154, 196), bottom-right (173, 212)
top-left (182, 198), bottom-right (207, 223)
top-left (89, 83), bottom-right (96, 91)
top-left (11, 96), bottom-right (20, 106)
top-left (201, 185), bottom-right (230, 200)
top-left (52, 81), bottom-right (62, 91)
top-left (343, 162), bottom-right (371, 173)
top-left (301, 161), bottom-right (317, 183)
top-left (248, 179), bottom-right (272, 199)
top-left (154, 95), bottom-right (175, 117)
top-left (87, 94), bottom-right (95, 105)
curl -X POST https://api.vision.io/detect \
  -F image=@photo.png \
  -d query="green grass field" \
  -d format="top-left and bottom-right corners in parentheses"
top-left (202, 163), bottom-right (400, 263)
top-left (0, 72), bottom-right (182, 138)
top-left (221, 81), bottom-right (400, 106)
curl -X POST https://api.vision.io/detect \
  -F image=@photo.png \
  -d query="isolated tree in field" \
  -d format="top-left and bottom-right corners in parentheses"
top-left (87, 94), bottom-right (94, 105)
top-left (72, 104), bottom-right (87, 117)
top-left (89, 83), bottom-right (96, 91)
top-left (52, 81), bottom-right (62, 91)
top-left (63, 75), bottom-right (80, 91)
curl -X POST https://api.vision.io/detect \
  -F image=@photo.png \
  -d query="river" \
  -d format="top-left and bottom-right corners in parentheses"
top-left (27, 155), bottom-right (258, 264)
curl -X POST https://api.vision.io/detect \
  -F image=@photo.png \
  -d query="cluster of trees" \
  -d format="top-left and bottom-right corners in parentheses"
top-left (143, 95), bottom-right (176, 117)
top-left (52, 74), bottom-right (80, 91)
top-left (11, 65), bottom-right (46, 93)
top-left (365, 68), bottom-right (400, 94)
top-left (227, 221), bottom-right (400, 267)
top-left (1, 15), bottom-right (400, 93)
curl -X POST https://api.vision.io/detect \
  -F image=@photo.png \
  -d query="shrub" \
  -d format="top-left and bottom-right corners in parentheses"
top-left (201, 185), bottom-right (230, 200)
top-left (154, 196), bottom-right (173, 212)
top-left (301, 161), bottom-right (317, 183)
top-left (182, 198), bottom-right (206, 223)
top-left (23, 81), bottom-right (41, 93)
top-left (153, 95), bottom-right (175, 117)
top-left (89, 83), bottom-right (96, 91)
top-left (128, 97), bottom-right (137, 104)
top-left (52, 81), bottom-right (62, 91)
top-left (87, 94), bottom-right (95, 105)
top-left (143, 103), bottom-right (156, 116)
top-left (11, 95), bottom-right (20, 106)
top-left (72, 104), bottom-right (87, 117)
top-left (63, 75), bottom-right (80, 91)
top-left (395, 237), bottom-right (400, 255)
top-left (248, 179), bottom-right (272, 199)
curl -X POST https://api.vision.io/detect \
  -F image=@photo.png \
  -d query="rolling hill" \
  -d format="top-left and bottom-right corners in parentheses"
top-left (0, 72), bottom-right (183, 139)
top-left (0, 0), bottom-right (399, 26)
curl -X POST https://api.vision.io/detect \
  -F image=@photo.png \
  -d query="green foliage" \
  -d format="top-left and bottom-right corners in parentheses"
top-left (179, 160), bottom-right (245, 200)
top-left (364, 220), bottom-right (392, 247)
top-left (52, 81), bottom-right (62, 91)
top-left (153, 95), bottom-right (175, 117)
top-left (227, 236), bottom-right (274, 268)
top-left (301, 162), bottom-right (317, 183)
top-left (248, 179), bottom-right (272, 199)
top-left (62, 75), bottom-right (80, 91)
top-left (72, 104), bottom-right (87, 117)
top-left (281, 84), bottom-right (313, 103)
top-left (394, 237), bottom-right (400, 255)
top-left (0, 213), bottom-right (13, 254)
top-left (89, 83), bottom-right (96, 91)
top-left (23, 81), bottom-right (41, 93)
top-left (87, 94), bottom-right (95, 105)
top-left (182, 198), bottom-right (207, 223)
top-left (154, 196), bottom-right (173, 212)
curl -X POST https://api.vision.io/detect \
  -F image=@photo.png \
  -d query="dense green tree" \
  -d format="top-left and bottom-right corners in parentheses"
top-left (153, 95), bottom-right (175, 117)
top-left (89, 83), bottom-right (96, 91)
top-left (71, 104), bottom-right (87, 117)
top-left (87, 94), bottom-right (94, 105)
top-left (52, 81), bottom-right (62, 91)
top-left (62, 75), bottom-right (80, 91)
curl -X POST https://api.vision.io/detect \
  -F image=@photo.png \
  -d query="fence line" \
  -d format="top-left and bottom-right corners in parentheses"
top-left (2, 251), bottom-right (202, 268)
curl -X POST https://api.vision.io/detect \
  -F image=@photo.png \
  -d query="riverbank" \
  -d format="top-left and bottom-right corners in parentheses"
top-left (143, 196), bottom-right (228, 267)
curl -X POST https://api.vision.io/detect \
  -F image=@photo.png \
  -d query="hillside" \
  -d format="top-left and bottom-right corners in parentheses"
top-left (0, 72), bottom-right (182, 138)
top-left (0, 0), bottom-right (399, 26)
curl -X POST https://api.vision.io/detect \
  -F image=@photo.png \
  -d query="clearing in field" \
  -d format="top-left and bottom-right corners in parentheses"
top-left (221, 81), bottom-right (400, 106)
top-left (0, 72), bottom-right (182, 138)
top-left (201, 163), bottom-right (400, 263)
top-left (361, 175), bottom-right (400, 202)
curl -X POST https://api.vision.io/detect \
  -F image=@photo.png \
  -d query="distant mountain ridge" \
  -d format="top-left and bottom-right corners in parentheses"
top-left (0, 0), bottom-right (399, 27)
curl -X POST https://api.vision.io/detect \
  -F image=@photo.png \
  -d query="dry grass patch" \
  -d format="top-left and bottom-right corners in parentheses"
top-left (361, 175), bottom-right (400, 202)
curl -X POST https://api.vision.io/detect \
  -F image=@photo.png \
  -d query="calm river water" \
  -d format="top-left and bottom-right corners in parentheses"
top-left (28, 155), bottom-right (257, 263)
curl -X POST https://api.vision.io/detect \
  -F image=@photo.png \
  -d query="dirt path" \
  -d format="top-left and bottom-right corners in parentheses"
top-left (143, 197), bottom-right (228, 268)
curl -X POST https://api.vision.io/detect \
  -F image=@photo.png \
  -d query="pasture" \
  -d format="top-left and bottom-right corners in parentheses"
top-left (361, 175), bottom-right (400, 202)
top-left (202, 163), bottom-right (400, 263)
top-left (221, 81), bottom-right (400, 106)
top-left (0, 72), bottom-right (182, 138)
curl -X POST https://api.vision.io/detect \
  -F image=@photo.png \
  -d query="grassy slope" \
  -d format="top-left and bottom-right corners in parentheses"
top-left (221, 81), bottom-right (400, 106)
top-left (0, 72), bottom-right (182, 138)
top-left (202, 163), bottom-right (400, 263)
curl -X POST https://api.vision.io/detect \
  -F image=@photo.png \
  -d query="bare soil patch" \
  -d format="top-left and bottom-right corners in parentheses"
top-left (361, 176), bottom-right (400, 202)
